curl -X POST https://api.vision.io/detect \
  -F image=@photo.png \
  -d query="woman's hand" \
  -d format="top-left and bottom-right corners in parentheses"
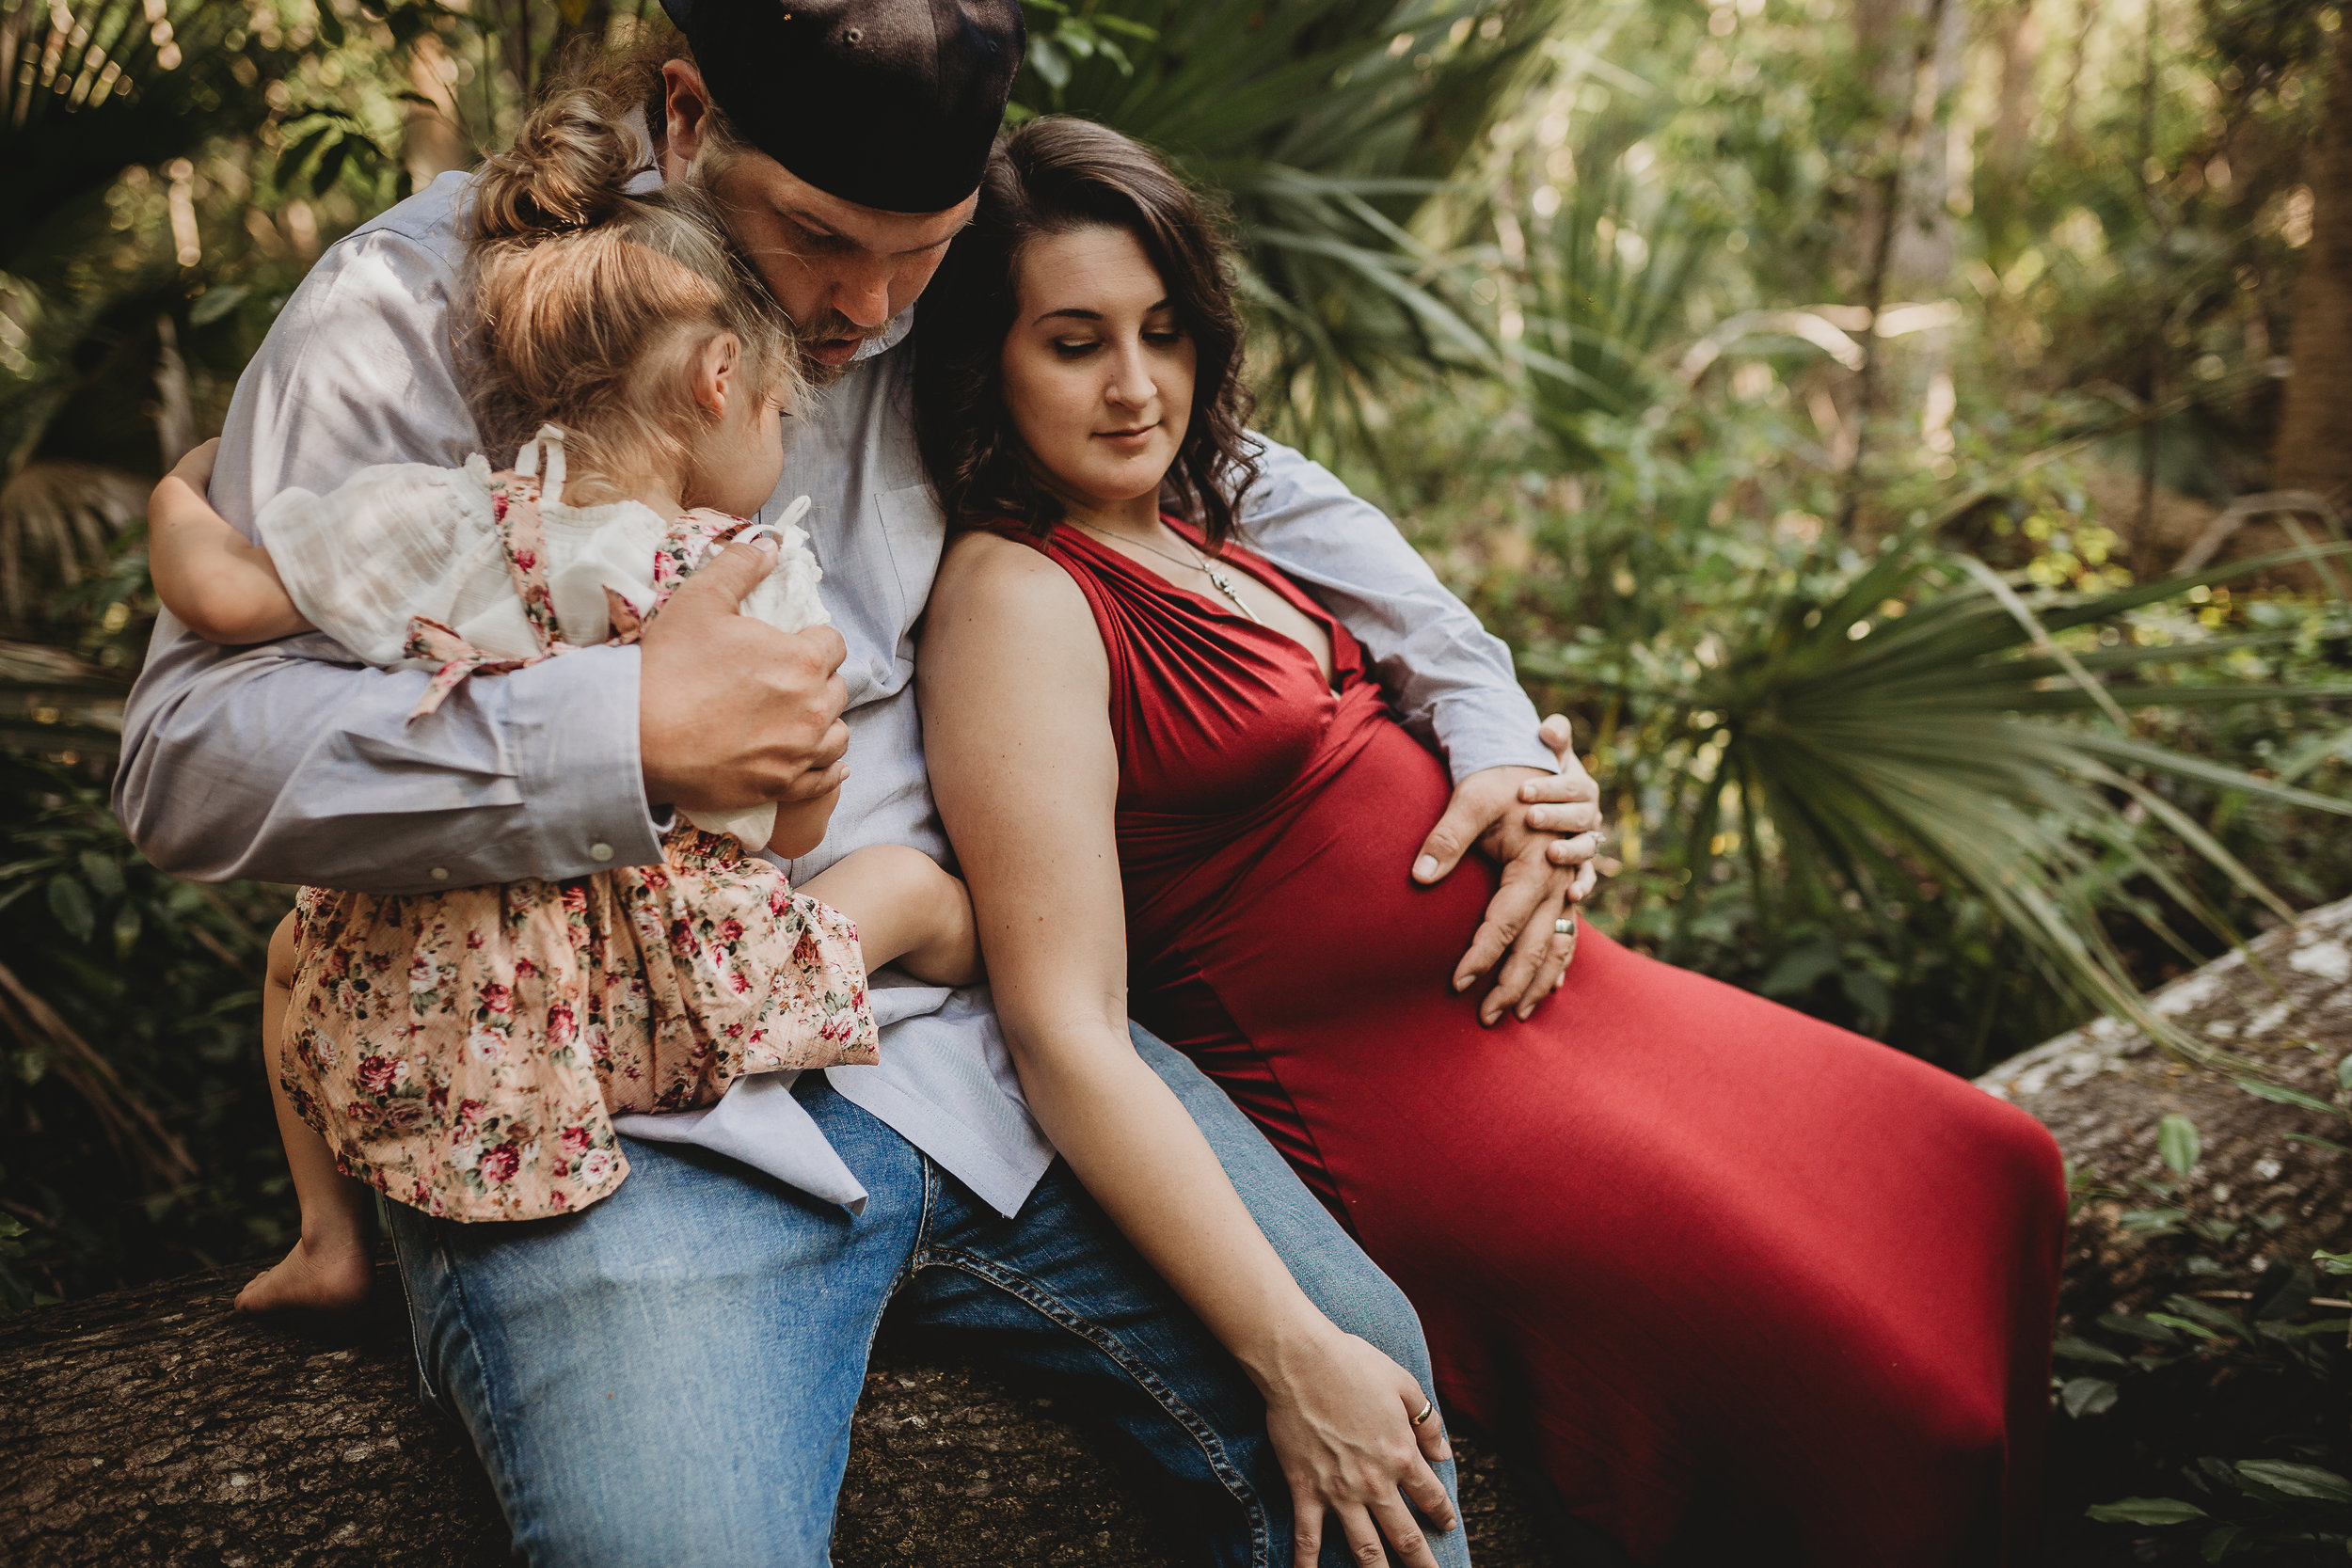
top-left (1413, 715), bottom-right (1606, 1023)
top-left (1257, 1327), bottom-right (1456, 1568)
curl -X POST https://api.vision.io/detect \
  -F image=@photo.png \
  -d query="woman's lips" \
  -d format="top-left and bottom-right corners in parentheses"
top-left (1093, 422), bottom-right (1160, 446)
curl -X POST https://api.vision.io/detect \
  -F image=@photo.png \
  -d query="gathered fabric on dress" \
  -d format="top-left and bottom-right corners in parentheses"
top-left (279, 467), bottom-right (876, 1223)
top-left (992, 517), bottom-right (2068, 1566)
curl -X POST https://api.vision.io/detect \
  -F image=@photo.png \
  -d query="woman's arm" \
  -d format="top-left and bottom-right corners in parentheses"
top-left (147, 440), bottom-right (313, 645)
top-left (919, 532), bottom-right (1454, 1568)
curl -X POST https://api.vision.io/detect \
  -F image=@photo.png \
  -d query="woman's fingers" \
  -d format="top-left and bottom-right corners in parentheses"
top-left (1409, 1395), bottom-right (1453, 1465)
top-left (1291, 1494), bottom-right (1325, 1568)
top-left (1399, 1444), bottom-right (1455, 1525)
top-left (1338, 1502), bottom-right (1410, 1568)
top-left (1488, 878), bottom-right (1569, 1023)
top-left (1374, 1488), bottom-right (1447, 1568)
top-left (1528, 925), bottom-right (1576, 1003)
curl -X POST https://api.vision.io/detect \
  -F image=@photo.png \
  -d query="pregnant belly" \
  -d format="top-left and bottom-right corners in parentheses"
top-left (1150, 719), bottom-right (1504, 1038)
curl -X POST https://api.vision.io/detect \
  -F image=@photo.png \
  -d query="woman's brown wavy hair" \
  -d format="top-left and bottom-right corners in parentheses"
top-left (914, 117), bottom-right (1259, 547)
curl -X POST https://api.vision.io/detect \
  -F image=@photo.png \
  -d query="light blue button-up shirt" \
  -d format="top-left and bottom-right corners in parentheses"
top-left (114, 170), bottom-right (1555, 1215)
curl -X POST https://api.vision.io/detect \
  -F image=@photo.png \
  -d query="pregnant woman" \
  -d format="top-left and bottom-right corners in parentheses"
top-left (914, 118), bottom-right (2069, 1565)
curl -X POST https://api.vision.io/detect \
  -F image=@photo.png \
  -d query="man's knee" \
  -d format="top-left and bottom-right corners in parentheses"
top-left (1319, 1258), bottom-right (1435, 1386)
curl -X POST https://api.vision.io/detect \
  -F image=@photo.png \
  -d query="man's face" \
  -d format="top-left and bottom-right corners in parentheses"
top-left (662, 62), bottom-right (973, 373)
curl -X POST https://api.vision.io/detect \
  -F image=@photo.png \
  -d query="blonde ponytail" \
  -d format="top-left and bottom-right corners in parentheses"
top-left (458, 80), bottom-right (801, 507)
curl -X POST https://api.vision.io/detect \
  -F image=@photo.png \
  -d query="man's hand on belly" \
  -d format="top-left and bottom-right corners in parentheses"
top-left (639, 538), bottom-right (852, 814)
top-left (1409, 715), bottom-right (1604, 1025)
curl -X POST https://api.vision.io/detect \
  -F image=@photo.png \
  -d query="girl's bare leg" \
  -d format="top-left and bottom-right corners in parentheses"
top-left (235, 912), bottom-right (376, 1313)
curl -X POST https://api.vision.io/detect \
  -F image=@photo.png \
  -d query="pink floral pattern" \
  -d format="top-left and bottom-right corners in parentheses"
top-left (278, 479), bottom-right (876, 1222)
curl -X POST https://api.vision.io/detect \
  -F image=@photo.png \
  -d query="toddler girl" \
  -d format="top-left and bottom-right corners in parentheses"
top-left (144, 85), bottom-right (977, 1312)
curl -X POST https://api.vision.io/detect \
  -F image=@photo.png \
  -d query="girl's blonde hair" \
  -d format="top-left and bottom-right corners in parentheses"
top-left (460, 80), bottom-right (800, 505)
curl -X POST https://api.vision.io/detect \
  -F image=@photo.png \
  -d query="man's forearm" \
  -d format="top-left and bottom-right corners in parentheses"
top-left (115, 623), bottom-right (663, 891)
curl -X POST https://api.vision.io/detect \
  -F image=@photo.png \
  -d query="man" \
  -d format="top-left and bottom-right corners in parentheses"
top-left (115, 2), bottom-right (1603, 1562)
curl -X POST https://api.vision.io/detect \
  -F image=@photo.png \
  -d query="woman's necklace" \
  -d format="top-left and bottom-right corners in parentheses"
top-left (1066, 517), bottom-right (1263, 625)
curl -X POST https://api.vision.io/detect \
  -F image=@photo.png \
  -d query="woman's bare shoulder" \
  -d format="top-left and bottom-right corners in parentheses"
top-left (930, 526), bottom-right (1092, 630)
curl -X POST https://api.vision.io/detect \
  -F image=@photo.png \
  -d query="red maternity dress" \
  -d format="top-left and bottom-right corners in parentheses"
top-left (995, 519), bottom-right (2067, 1566)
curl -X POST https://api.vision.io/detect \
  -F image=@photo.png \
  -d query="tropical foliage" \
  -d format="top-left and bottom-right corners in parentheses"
top-left (1, 0), bottom-right (2350, 1548)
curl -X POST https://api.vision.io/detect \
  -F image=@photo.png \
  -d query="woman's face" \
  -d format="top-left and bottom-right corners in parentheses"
top-left (999, 224), bottom-right (1196, 516)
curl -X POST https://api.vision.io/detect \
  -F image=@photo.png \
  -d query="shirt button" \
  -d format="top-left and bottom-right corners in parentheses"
top-left (429, 867), bottom-right (450, 882)
top-left (588, 842), bottom-right (614, 863)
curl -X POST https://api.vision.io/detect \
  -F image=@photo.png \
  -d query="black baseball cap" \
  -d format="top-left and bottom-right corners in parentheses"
top-left (658, 0), bottom-right (1025, 214)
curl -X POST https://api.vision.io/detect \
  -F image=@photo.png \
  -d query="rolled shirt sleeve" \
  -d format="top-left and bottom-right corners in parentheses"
top-left (1237, 435), bottom-right (1560, 784)
top-left (112, 174), bottom-right (667, 890)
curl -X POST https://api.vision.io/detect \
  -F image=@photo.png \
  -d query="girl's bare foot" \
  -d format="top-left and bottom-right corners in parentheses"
top-left (233, 1229), bottom-right (374, 1314)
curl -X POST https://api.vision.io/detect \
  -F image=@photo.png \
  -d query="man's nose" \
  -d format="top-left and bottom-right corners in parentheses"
top-left (830, 263), bottom-right (894, 330)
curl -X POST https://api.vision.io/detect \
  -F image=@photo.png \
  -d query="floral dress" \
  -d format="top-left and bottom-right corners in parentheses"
top-left (275, 450), bottom-right (877, 1222)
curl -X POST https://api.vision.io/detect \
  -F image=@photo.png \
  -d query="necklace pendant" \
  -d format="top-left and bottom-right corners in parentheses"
top-left (1206, 569), bottom-right (1263, 624)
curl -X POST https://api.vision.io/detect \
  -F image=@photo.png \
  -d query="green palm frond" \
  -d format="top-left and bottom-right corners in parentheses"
top-left (1510, 95), bottom-right (1728, 467)
top-left (0, 0), bottom-right (294, 266)
top-left (1527, 532), bottom-right (2352, 1057)
top-left (1, 1), bottom-right (310, 483)
top-left (0, 460), bottom-right (145, 627)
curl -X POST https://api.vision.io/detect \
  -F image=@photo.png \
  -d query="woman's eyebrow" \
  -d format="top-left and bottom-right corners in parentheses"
top-left (1035, 298), bottom-right (1176, 325)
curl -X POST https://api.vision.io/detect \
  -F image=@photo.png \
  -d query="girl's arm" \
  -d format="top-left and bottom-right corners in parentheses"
top-left (798, 843), bottom-right (979, 987)
top-left (148, 440), bottom-right (312, 645)
top-left (917, 532), bottom-right (1454, 1568)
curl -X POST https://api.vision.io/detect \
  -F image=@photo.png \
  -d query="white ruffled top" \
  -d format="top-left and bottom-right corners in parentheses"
top-left (254, 451), bottom-right (828, 663)
top-left (253, 446), bottom-right (829, 848)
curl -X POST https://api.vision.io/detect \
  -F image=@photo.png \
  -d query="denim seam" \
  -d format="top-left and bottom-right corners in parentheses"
top-left (831, 1204), bottom-right (928, 1560)
top-left (385, 1217), bottom-right (445, 1413)
top-left (434, 1228), bottom-right (535, 1554)
top-left (915, 1243), bottom-right (1273, 1568)
top-left (884, 1154), bottom-right (941, 1302)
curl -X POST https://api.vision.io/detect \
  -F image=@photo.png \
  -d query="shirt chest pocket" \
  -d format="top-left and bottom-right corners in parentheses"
top-left (872, 483), bottom-right (946, 665)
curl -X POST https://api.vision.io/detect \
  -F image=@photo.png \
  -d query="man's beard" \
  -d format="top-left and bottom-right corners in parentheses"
top-left (792, 309), bottom-right (884, 388)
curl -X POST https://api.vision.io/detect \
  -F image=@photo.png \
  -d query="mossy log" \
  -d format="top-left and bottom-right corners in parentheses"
top-left (0, 1257), bottom-right (1558, 1567)
top-left (6, 897), bottom-right (2346, 1566)
top-left (1977, 895), bottom-right (2352, 1323)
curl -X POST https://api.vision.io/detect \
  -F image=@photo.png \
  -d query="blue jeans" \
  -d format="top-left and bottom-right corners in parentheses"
top-left (387, 1027), bottom-right (1467, 1568)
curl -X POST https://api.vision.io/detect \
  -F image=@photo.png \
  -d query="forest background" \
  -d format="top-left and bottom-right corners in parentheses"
top-left (2, 0), bottom-right (2350, 1559)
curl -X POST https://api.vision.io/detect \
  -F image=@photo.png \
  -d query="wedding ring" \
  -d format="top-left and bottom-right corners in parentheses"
top-left (1411, 1400), bottom-right (1437, 1427)
top-left (1554, 918), bottom-right (1575, 936)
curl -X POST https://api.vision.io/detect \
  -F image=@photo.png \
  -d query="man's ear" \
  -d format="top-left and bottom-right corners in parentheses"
top-left (693, 333), bottom-right (742, 417)
top-left (660, 59), bottom-right (711, 180)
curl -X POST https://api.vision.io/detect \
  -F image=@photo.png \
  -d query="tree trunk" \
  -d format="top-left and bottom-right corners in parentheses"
top-left (0, 1271), bottom-right (1563, 1567)
top-left (1978, 895), bottom-right (2352, 1325)
top-left (2271, 14), bottom-right (2352, 502)
top-left (8, 900), bottom-right (2347, 1565)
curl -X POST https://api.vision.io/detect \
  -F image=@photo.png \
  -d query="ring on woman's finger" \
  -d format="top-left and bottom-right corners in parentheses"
top-left (1554, 917), bottom-right (1575, 936)
top-left (1411, 1399), bottom-right (1438, 1426)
